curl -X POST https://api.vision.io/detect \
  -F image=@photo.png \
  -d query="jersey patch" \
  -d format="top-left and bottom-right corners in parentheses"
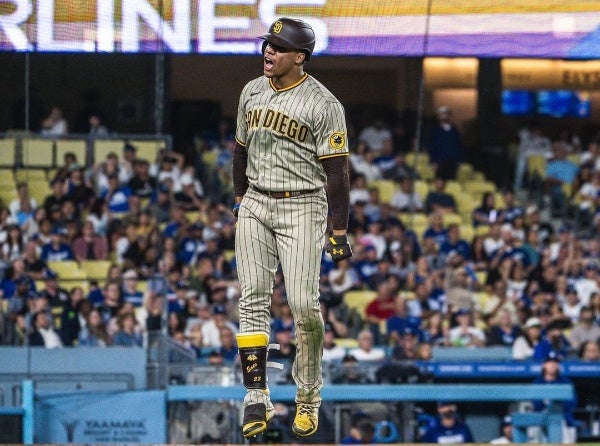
top-left (329, 132), bottom-right (346, 150)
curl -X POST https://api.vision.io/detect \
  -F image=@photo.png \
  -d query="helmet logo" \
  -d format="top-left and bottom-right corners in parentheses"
top-left (273, 21), bottom-right (283, 34)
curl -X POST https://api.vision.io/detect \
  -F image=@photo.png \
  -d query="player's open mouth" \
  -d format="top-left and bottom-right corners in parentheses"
top-left (264, 57), bottom-right (274, 70)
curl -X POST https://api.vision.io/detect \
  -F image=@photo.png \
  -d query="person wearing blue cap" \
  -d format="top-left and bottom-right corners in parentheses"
top-left (39, 229), bottom-right (75, 262)
top-left (490, 415), bottom-right (513, 444)
top-left (531, 353), bottom-right (577, 438)
top-left (420, 402), bottom-right (473, 443)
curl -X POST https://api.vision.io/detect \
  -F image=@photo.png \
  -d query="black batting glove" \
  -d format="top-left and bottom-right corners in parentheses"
top-left (326, 234), bottom-right (352, 263)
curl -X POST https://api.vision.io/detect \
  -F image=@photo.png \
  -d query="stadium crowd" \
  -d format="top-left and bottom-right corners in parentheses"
top-left (0, 107), bottom-right (599, 374)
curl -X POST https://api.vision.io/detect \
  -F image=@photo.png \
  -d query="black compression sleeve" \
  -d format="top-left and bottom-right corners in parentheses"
top-left (233, 142), bottom-right (249, 197)
top-left (322, 156), bottom-right (350, 231)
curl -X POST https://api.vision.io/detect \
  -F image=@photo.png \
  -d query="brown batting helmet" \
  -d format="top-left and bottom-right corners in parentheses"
top-left (260, 17), bottom-right (316, 60)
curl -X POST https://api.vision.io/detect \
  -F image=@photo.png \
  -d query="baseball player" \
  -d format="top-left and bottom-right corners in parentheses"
top-left (232, 17), bottom-right (352, 439)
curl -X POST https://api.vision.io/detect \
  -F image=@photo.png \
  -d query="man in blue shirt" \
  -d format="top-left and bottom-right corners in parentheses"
top-left (544, 144), bottom-right (579, 217)
top-left (420, 402), bottom-right (474, 443)
top-left (40, 229), bottom-right (75, 262)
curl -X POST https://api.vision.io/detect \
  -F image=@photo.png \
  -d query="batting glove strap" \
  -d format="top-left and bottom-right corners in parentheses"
top-left (327, 234), bottom-right (352, 262)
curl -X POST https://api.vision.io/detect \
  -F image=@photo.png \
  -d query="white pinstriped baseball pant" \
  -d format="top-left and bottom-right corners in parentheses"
top-left (236, 187), bottom-right (327, 406)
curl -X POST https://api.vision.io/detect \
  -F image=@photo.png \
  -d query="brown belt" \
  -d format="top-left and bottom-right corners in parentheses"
top-left (252, 186), bottom-right (319, 199)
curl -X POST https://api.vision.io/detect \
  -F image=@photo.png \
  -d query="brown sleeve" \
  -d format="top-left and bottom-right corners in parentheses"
top-left (322, 155), bottom-right (350, 231)
top-left (233, 142), bottom-right (249, 197)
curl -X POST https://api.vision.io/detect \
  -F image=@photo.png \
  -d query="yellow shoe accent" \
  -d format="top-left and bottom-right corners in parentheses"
top-left (292, 404), bottom-right (318, 437)
top-left (236, 332), bottom-right (269, 348)
top-left (242, 402), bottom-right (274, 439)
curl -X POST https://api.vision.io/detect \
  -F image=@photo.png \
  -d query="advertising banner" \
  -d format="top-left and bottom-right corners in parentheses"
top-left (35, 390), bottom-right (166, 444)
top-left (1, 0), bottom-right (600, 57)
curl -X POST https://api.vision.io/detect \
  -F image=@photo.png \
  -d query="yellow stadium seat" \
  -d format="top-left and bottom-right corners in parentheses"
top-left (62, 280), bottom-right (90, 294)
top-left (416, 163), bottom-right (435, 181)
top-left (444, 180), bottom-right (463, 198)
top-left (368, 179), bottom-right (397, 204)
top-left (527, 154), bottom-right (547, 179)
top-left (201, 150), bottom-right (219, 167)
top-left (334, 338), bottom-right (359, 349)
top-left (398, 212), bottom-right (429, 229)
top-left (464, 180), bottom-right (497, 197)
top-left (27, 180), bottom-right (50, 204)
top-left (442, 212), bottom-right (463, 227)
top-left (22, 138), bottom-right (54, 168)
top-left (129, 140), bottom-right (165, 163)
top-left (15, 169), bottom-right (47, 182)
top-left (79, 260), bottom-right (113, 280)
top-left (0, 137), bottom-right (16, 166)
top-left (343, 290), bottom-right (376, 319)
top-left (93, 139), bottom-right (124, 163)
top-left (475, 225), bottom-right (491, 237)
top-left (456, 163), bottom-right (474, 184)
top-left (47, 261), bottom-right (88, 281)
top-left (224, 250), bottom-right (236, 262)
top-left (56, 139), bottom-right (87, 166)
top-left (405, 151), bottom-right (430, 167)
top-left (0, 188), bottom-right (17, 206)
top-left (459, 224), bottom-right (475, 242)
top-left (0, 169), bottom-right (14, 186)
top-left (136, 280), bottom-right (148, 293)
top-left (455, 191), bottom-right (477, 217)
top-left (413, 180), bottom-right (430, 201)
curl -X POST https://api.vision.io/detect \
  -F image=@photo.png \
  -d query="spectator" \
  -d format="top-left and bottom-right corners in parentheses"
top-left (128, 159), bottom-right (157, 200)
top-left (174, 172), bottom-right (204, 211)
top-left (59, 287), bottom-right (88, 346)
top-left (1, 224), bottom-right (25, 261)
top-left (386, 295), bottom-right (421, 346)
top-left (40, 229), bottom-right (75, 262)
top-left (359, 119), bottom-right (392, 155)
top-left (420, 401), bottom-right (474, 443)
top-left (390, 326), bottom-right (420, 360)
top-left (391, 177), bottom-right (424, 213)
top-left (425, 106), bottom-right (464, 180)
top-left (78, 308), bottom-right (111, 347)
top-left (500, 189), bottom-right (524, 225)
top-left (332, 353), bottom-right (373, 384)
top-left (544, 143), bottom-right (579, 218)
top-left (472, 192), bottom-right (504, 228)
top-left (486, 308), bottom-right (523, 347)
top-left (490, 415), bottom-right (513, 444)
top-left (532, 354), bottom-right (577, 438)
top-left (448, 309), bottom-right (486, 347)
top-left (65, 167), bottom-right (95, 212)
top-left (52, 151), bottom-right (80, 183)
top-left (575, 263), bottom-right (599, 307)
top-left (41, 106), bottom-right (68, 136)
top-left (513, 122), bottom-right (552, 191)
top-left (208, 326), bottom-right (238, 364)
top-left (578, 340), bottom-right (600, 361)
top-left (341, 419), bottom-right (376, 444)
top-left (349, 329), bottom-right (386, 362)
top-left (101, 173), bottom-right (132, 214)
top-left (121, 269), bottom-right (144, 307)
top-left (424, 178), bottom-right (457, 214)
top-left (72, 220), bottom-right (108, 261)
top-left (322, 323), bottom-right (346, 363)
top-left (28, 311), bottom-right (63, 348)
top-left (268, 326), bottom-right (296, 363)
top-left (364, 278), bottom-right (398, 334)
top-left (9, 182), bottom-right (37, 231)
top-left (42, 179), bottom-right (67, 222)
top-left (88, 113), bottom-right (109, 136)
top-left (533, 319), bottom-right (571, 361)
top-left (95, 281), bottom-right (122, 325)
top-left (439, 224), bottom-right (470, 262)
top-left (568, 306), bottom-right (600, 351)
top-left (112, 311), bottom-right (143, 347)
top-left (561, 286), bottom-right (583, 324)
top-left (512, 317), bottom-right (543, 360)
top-left (421, 311), bottom-right (448, 346)
top-left (201, 304), bottom-right (237, 348)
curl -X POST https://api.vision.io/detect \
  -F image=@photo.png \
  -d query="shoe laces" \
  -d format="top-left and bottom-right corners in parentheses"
top-left (297, 405), bottom-right (314, 417)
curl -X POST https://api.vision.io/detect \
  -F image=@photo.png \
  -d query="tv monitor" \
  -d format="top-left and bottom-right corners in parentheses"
top-left (536, 90), bottom-right (591, 118)
top-left (501, 90), bottom-right (536, 116)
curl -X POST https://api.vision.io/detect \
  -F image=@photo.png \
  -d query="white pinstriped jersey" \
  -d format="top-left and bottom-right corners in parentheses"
top-left (235, 74), bottom-right (348, 192)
